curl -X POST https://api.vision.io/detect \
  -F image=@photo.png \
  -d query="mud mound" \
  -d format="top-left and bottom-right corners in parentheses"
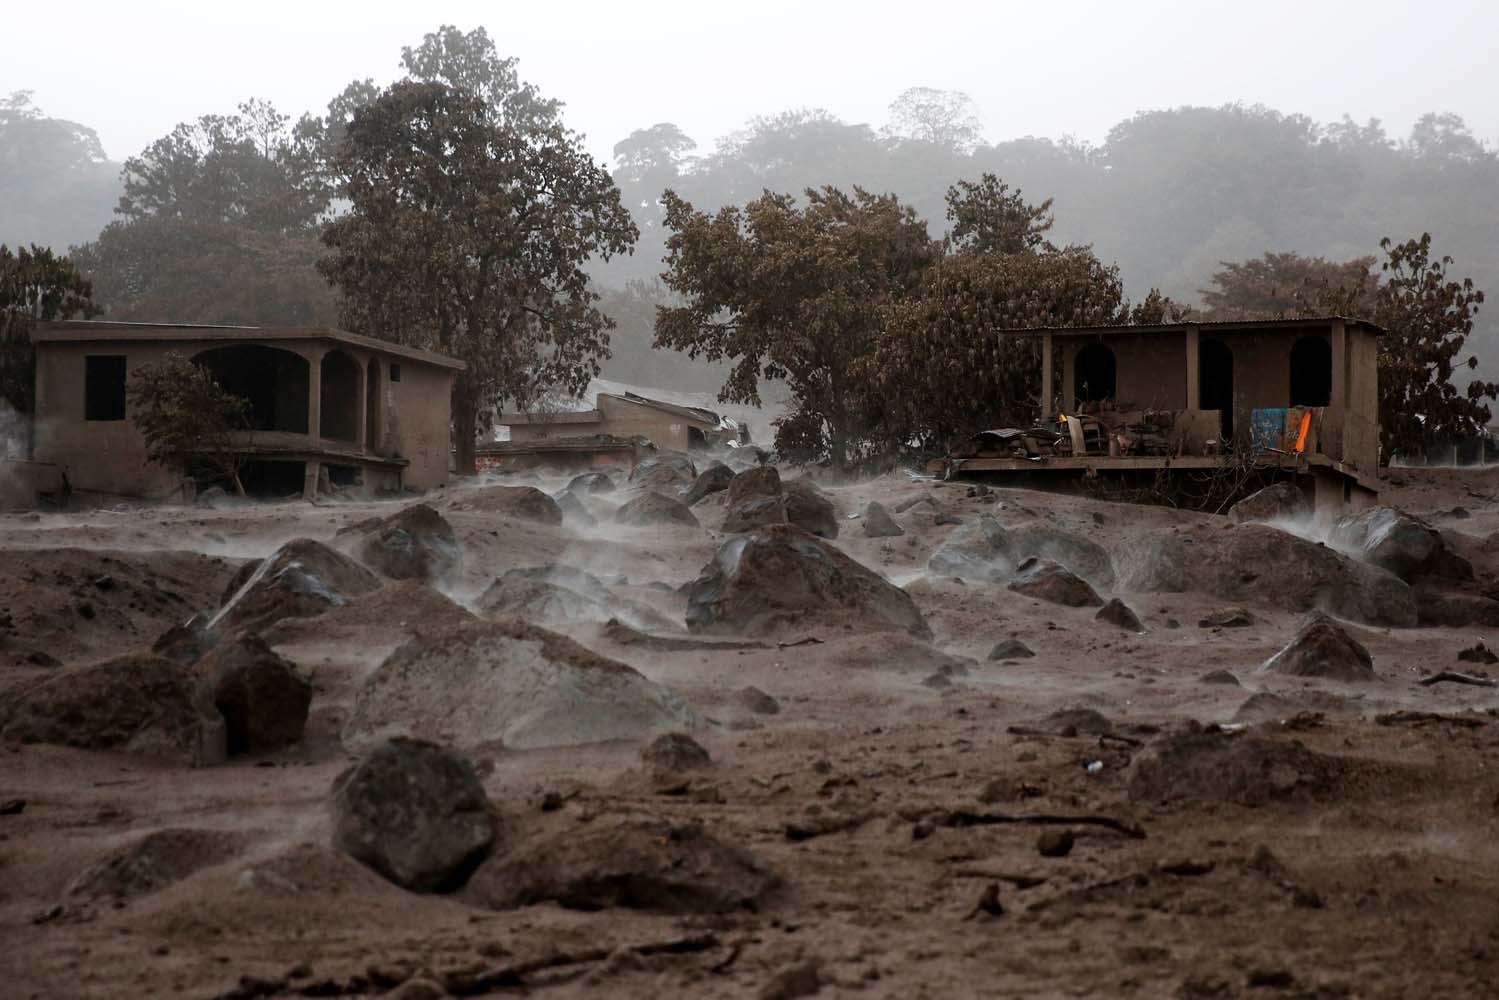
top-left (685, 525), bottom-right (931, 638)
top-left (198, 634), bottom-right (311, 754)
top-left (615, 491), bottom-right (700, 529)
top-left (67, 828), bottom-right (248, 902)
top-left (929, 514), bottom-right (1114, 588)
top-left (468, 818), bottom-right (775, 914)
top-left (344, 619), bottom-right (702, 751)
top-left (1114, 524), bottom-right (1416, 626)
top-left (211, 538), bottom-right (380, 634)
top-left (628, 454), bottom-right (697, 490)
top-left (330, 738), bottom-right (495, 892)
top-left (449, 485), bottom-right (563, 524)
top-left (1229, 482), bottom-right (1310, 523)
top-left (683, 464), bottom-right (734, 506)
top-left (1331, 506), bottom-right (1470, 583)
top-left (1008, 558), bottom-right (1104, 607)
top-left (1262, 613), bottom-right (1375, 681)
top-left (1129, 724), bottom-right (1415, 807)
top-left (0, 653), bottom-right (225, 764)
top-left (344, 503), bottom-right (462, 581)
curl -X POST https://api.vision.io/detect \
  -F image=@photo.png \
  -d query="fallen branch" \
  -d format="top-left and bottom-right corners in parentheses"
top-left (1417, 671), bottom-right (1498, 689)
top-left (445, 935), bottom-right (720, 995)
top-left (930, 810), bottom-right (1146, 839)
top-left (1375, 710), bottom-right (1486, 729)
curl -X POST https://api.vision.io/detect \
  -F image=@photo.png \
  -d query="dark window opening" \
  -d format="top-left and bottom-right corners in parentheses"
top-left (84, 355), bottom-right (127, 421)
top-left (326, 464), bottom-right (361, 488)
top-left (238, 459), bottom-right (308, 497)
top-left (389, 363), bottom-right (402, 383)
top-left (1074, 343), bottom-right (1117, 405)
top-left (193, 345), bottom-right (309, 433)
top-left (1199, 338), bottom-right (1235, 440)
top-left (1289, 336), bottom-right (1332, 408)
top-left (320, 350), bottom-right (361, 443)
top-left (688, 426), bottom-right (707, 449)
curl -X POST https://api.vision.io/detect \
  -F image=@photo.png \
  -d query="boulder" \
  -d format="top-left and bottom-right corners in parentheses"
top-left (685, 525), bottom-right (931, 638)
top-left (683, 464), bottom-right (735, 506)
top-left (1113, 524), bottom-right (1416, 627)
top-left (330, 738), bottom-right (495, 892)
top-left (615, 491), bottom-right (700, 529)
top-left (1413, 587), bottom-right (1499, 628)
top-left (1007, 558), bottom-right (1104, 608)
top-left (929, 514), bottom-right (1114, 589)
top-left (449, 485), bottom-right (563, 525)
top-left (1096, 598), bottom-right (1143, 631)
top-left (734, 686), bottom-right (781, 715)
top-left (629, 454), bottom-right (697, 490)
top-left (343, 619), bottom-right (702, 751)
top-left (151, 614), bottom-right (220, 665)
top-left (550, 488), bottom-right (597, 526)
top-left (566, 471), bottom-right (615, 495)
top-left (726, 466), bottom-right (782, 508)
top-left (988, 639), bottom-right (1035, 660)
top-left (1458, 641), bottom-right (1499, 665)
top-left (862, 502), bottom-right (904, 538)
top-left (0, 653), bottom-right (225, 764)
top-left (781, 479), bottom-right (840, 539)
top-left (210, 538), bottom-right (380, 634)
top-left (467, 818), bottom-right (775, 914)
top-left (1330, 506), bottom-right (1471, 582)
top-left (1262, 612), bottom-right (1375, 681)
top-left (640, 732), bottom-right (712, 772)
top-left (347, 503), bottom-right (462, 581)
top-left (198, 633), bottom-right (311, 755)
top-left (1229, 482), bottom-right (1311, 524)
top-left (722, 495), bottom-right (791, 534)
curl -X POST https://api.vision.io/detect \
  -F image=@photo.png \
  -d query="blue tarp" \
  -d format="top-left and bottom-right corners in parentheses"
top-left (1250, 408), bottom-right (1288, 451)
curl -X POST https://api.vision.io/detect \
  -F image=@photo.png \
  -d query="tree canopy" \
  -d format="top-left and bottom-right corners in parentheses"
top-left (0, 244), bottom-right (99, 417)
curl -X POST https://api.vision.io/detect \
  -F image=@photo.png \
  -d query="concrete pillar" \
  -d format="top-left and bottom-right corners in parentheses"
top-left (1040, 332), bottom-right (1054, 421)
top-left (355, 356), bottom-right (368, 454)
top-left (1184, 326), bottom-right (1200, 410)
top-left (307, 351), bottom-right (323, 447)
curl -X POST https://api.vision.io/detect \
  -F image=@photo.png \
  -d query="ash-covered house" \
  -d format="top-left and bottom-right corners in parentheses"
top-left (942, 316), bottom-right (1381, 513)
top-left (29, 321), bottom-right (463, 499)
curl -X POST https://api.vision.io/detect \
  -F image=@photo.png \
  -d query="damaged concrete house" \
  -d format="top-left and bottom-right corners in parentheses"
top-left (26, 321), bottom-right (463, 500)
top-left (941, 316), bottom-right (1381, 513)
top-left (480, 390), bottom-right (749, 472)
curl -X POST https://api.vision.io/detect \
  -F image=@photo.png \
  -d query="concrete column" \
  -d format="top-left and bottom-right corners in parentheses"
top-left (355, 356), bottom-right (368, 454)
top-left (1040, 332), bottom-right (1054, 421)
top-left (1184, 326), bottom-right (1201, 410)
top-left (307, 351), bottom-right (323, 447)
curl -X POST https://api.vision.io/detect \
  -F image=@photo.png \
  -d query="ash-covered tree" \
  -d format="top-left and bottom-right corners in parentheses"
top-left (883, 87), bottom-right (985, 153)
top-left (945, 172), bottom-right (1054, 255)
top-left (0, 244), bottom-right (99, 418)
top-left (0, 91), bottom-right (120, 252)
top-left (1201, 251), bottom-right (1375, 318)
top-left (320, 26), bottom-right (637, 473)
top-left (126, 351), bottom-right (253, 495)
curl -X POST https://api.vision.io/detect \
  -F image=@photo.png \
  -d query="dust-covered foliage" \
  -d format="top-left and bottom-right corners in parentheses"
top-left (126, 351), bottom-right (253, 494)
top-left (0, 244), bottom-right (99, 415)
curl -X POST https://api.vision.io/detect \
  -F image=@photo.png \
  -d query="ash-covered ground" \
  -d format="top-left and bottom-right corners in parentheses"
top-left (3, 460), bottom-right (1498, 999)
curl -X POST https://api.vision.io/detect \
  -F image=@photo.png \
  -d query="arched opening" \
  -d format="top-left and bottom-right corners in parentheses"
top-left (193, 345), bottom-right (309, 433)
top-left (365, 358), bottom-right (381, 453)
top-left (1074, 343), bottom-right (1117, 405)
top-left (320, 350), bottom-right (360, 443)
top-left (1289, 336), bottom-right (1332, 407)
top-left (1199, 338), bottom-right (1235, 440)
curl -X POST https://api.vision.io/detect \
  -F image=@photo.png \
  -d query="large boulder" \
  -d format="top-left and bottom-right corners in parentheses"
top-left (475, 566), bottom-right (674, 629)
top-left (550, 488), bottom-right (597, 526)
top-left (211, 538), bottom-right (380, 634)
top-left (566, 471), bottom-right (615, 495)
top-left (615, 491), bottom-right (700, 529)
top-left (928, 514), bottom-right (1114, 589)
top-left (343, 619), bottom-right (702, 751)
top-left (329, 738), bottom-right (495, 892)
top-left (1262, 612), bottom-right (1375, 681)
top-left (449, 485), bottom-right (563, 525)
top-left (1330, 507), bottom-right (1471, 583)
top-left (1007, 558), bottom-right (1104, 607)
top-left (467, 817), bottom-right (776, 914)
top-left (683, 464), bottom-right (735, 506)
top-left (782, 478), bottom-right (840, 539)
top-left (722, 495), bottom-right (791, 534)
top-left (685, 524), bottom-right (931, 638)
top-left (1113, 523), bottom-right (1416, 627)
top-left (198, 634), bottom-right (311, 754)
top-left (726, 466), bottom-right (782, 508)
top-left (1229, 482), bottom-right (1311, 524)
top-left (863, 502), bottom-right (904, 538)
top-left (721, 485), bottom-right (839, 539)
top-left (629, 454), bottom-right (697, 490)
top-left (0, 654), bottom-right (225, 764)
top-left (345, 503), bottom-right (462, 581)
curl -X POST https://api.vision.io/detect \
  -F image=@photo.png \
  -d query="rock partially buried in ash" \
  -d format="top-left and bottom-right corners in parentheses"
top-left (1262, 612), bottom-right (1375, 681)
top-left (929, 514), bottom-right (1113, 589)
top-left (151, 613), bottom-right (220, 665)
top-left (1229, 481), bottom-right (1310, 524)
top-left (343, 619), bottom-right (702, 751)
top-left (0, 653), bottom-right (225, 765)
top-left (1330, 506), bottom-right (1470, 583)
top-left (197, 633), bottom-right (311, 755)
top-left (550, 488), bottom-right (597, 526)
top-left (1096, 598), bottom-right (1143, 631)
top-left (615, 491), bottom-right (700, 529)
top-left (682, 463), bottom-right (735, 506)
top-left (735, 686), bottom-right (781, 715)
top-left (781, 477), bottom-right (840, 539)
top-left (685, 524), bottom-right (931, 639)
top-left (721, 476), bottom-right (839, 539)
top-left (862, 501), bottom-right (904, 538)
top-left (212, 538), bottom-right (380, 634)
top-left (726, 466), bottom-right (782, 508)
top-left (1199, 608), bottom-right (1256, 628)
top-left (566, 471), bottom-right (615, 495)
top-left (345, 503), bottom-right (461, 581)
top-left (1007, 558), bottom-right (1104, 608)
top-left (988, 638), bottom-right (1035, 660)
top-left (330, 738), bottom-right (495, 892)
top-left (448, 485), bottom-right (563, 525)
top-left (641, 731), bottom-right (712, 772)
top-left (629, 454), bottom-right (697, 490)
top-left (67, 827), bottom-right (249, 902)
top-left (467, 817), bottom-right (775, 914)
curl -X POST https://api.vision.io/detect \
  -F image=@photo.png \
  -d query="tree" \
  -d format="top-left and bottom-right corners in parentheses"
top-left (126, 351), bottom-right (254, 494)
top-left (945, 173), bottom-right (1054, 255)
top-left (883, 87), bottom-right (985, 153)
top-left (1201, 251), bottom-right (1375, 319)
top-left (613, 123), bottom-right (697, 190)
top-left (321, 29), bottom-right (637, 473)
top-left (0, 244), bottom-right (99, 418)
top-left (0, 92), bottom-right (120, 251)
top-left (656, 186), bottom-right (939, 469)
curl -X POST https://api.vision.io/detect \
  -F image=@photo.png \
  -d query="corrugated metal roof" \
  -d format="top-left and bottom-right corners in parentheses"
top-left (998, 316), bottom-right (1385, 337)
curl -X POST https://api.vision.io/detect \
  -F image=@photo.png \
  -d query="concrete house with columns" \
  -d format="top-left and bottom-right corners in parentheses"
top-left (943, 316), bottom-right (1382, 513)
top-left (29, 321), bottom-right (463, 499)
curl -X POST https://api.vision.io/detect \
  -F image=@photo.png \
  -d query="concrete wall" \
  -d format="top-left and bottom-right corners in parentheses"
top-left (502, 396), bottom-right (712, 453)
top-left (383, 360), bottom-right (453, 490)
top-left (1062, 332), bottom-right (1188, 411)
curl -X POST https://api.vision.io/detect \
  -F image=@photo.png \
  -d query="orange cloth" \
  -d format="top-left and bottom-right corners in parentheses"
top-left (1293, 409), bottom-right (1312, 453)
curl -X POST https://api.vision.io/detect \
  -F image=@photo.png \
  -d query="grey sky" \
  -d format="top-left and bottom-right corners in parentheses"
top-left (8, 0), bottom-right (1498, 166)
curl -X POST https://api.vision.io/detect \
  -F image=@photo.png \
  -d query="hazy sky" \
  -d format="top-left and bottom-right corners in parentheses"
top-left (8, 0), bottom-right (1498, 166)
